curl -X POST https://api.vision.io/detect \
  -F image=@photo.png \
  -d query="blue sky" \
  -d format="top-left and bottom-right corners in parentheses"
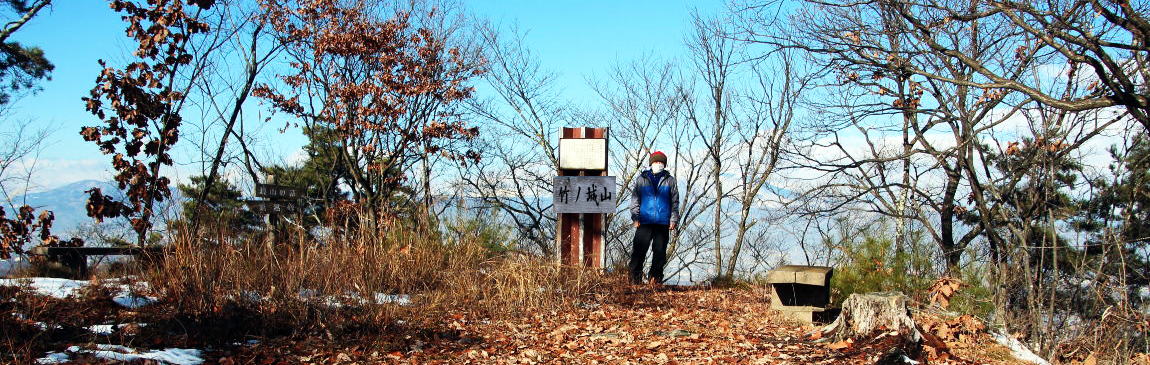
top-left (4, 0), bottom-right (724, 190)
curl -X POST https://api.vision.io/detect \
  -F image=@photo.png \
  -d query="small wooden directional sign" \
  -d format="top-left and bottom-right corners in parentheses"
top-left (245, 200), bottom-right (298, 215)
top-left (553, 176), bottom-right (616, 214)
top-left (255, 184), bottom-right (300, 200)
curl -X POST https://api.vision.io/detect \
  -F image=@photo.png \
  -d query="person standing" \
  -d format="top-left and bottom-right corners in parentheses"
top-left (629, 151), bottom-right (680, 285)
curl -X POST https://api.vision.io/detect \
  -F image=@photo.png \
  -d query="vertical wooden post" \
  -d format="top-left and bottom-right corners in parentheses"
top-left (558, 127), bottom-right (582, 266)
top-left (582, 127), bottom-right (607, 268)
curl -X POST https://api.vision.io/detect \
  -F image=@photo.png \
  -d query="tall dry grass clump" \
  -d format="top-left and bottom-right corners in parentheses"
top-left (142, 214), bottom-right (618, 338)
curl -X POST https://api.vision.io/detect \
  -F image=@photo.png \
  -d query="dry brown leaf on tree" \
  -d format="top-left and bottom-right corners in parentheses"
top-left (928, 277), bottom-right (964, 309)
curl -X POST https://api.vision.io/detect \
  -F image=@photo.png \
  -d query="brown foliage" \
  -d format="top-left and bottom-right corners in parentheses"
top-left (254, 0), bottom-right (484, 205)
top-left (0, 205), bottom-right (81, 259)
top-left (927, 276), bottom-right (964, 309)
top-left (79, 0), bottom-right (213, 243)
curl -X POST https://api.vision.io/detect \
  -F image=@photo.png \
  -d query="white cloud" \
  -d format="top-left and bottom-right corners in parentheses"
top-left (9, 158), bottom-right (110, 193)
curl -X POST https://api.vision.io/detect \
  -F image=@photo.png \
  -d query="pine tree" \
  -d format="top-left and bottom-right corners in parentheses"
top-left (1076, 134), bottom-right (1150, 298)
top-left (176, 176), bottom-right (260, 235)
top-left (0, 0), bottom-right (53, 105)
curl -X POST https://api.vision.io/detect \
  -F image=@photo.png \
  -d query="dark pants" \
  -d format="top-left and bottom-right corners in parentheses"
top-left (630, 224), bottom-right (669, 284)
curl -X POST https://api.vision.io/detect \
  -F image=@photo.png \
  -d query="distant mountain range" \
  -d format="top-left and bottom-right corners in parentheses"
top-left (8, 180), bottom-right (183, 239)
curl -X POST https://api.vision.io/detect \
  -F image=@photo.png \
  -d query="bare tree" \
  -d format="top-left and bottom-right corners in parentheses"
top-left (722, 51), bottom-right (807, 278)
top-left (457, 23), bottom-right (568, 256)
top-left (187, 0), bottom-right (284, 220)
top-left (0, 116), bottom-right (47, 209)
top-left (737, 0), bottom-right (1041, 272)
top-left (684, 13), bottom-right (741, 280)
top-left (734, 0), bottom-right (1137, 356)
top-left (593, 55), bottom-right (716, 279)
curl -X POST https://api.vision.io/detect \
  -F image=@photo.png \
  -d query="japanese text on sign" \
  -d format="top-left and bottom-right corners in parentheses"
top-left (553, 176), bottom-right (617, 214)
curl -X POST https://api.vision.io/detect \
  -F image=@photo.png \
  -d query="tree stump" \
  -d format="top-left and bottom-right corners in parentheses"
top-left (821, 292), bottom-right (921, 343)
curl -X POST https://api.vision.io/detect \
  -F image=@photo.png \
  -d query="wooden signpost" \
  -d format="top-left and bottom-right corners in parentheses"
top-left (255, 183), bottom-right (301, 200)
top-left (247, 182), bottom-right (300, 214)
top-left (553, 176), bottom-right (616, 214)
top-left (556, 127), bottom-right (612, 268)
top-left (247, 176), bottom-right (301, 246)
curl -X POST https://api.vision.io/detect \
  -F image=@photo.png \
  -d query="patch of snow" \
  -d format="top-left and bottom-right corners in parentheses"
top-left (88, 324), bottom-right (115, 335)
top-left (39, 344), bottom-right (203, 365)
top-left (374, 293), bottom-right (411, 305)
top-left (119, 348), bottom-right (203, 364)
top-left (991, 332), bottom-right (1051, 365)
top-left (0, 277), bottom-right (159, 308)
top-left (238, 290), bottom-right (266, 303)
top-left (107, 279), bottom-right (158, 308)
top-left (34, 352), bottom-right (69, 364)
top-left (0, 278), bottom-right (89, 298)
top-left (33, 322), bottom-right (62, 330)
top-left (308, 291), bottom-right (413, 308)
top-left (298, 288), bottom-right (319, 298)
top-left (113, 292), bottom-right (158, 308)
top-left (95, 344), bottom-right (135, 352)
top-left (82, 322), bottom-right (146, 335)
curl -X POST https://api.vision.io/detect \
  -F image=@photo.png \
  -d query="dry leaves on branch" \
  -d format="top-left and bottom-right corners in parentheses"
top-left (928, 276), bottom-right (964, 309)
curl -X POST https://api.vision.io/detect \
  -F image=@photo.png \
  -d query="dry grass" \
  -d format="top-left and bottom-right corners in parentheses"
top-left (140, 216), bottom-right (620, 341)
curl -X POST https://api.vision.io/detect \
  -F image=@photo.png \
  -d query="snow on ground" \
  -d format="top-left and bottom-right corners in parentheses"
top-left (0, 278), bottom-right (89, 298)
top-left (0, 277), bottom-right (159, 308)
top-left (87, 324), bottom-right (115, 335)
top-left (991, 331), bottom-right (1051, 365)
top-left (37, 345), bottom-right (203, 365)
top-left (85, 323), bottom-right (145, 335)
top-left (299, 289), bottom-right (413, 308)
top-left (4, 277), bottom-right (409, 310)
top-left (34, 351), bottom-right (69, 364)
top-left (374, 293), bottom-right (412, 305)
top-left (113, 292), bottom-right (158, 308)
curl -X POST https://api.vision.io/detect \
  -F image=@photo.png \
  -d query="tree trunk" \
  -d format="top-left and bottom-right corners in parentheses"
top-left (0, 0), bottom-right (50, 43)
top-left (726, 199), bottom-right (751, 278)
top-left (821, 292), bottom-right (921, 343)
top-left (712, 129), bottom-right (723, 279)
top-left (940, 167), bottom-right (961, 273)
top-left (193, 48), bottom-right (260, 222)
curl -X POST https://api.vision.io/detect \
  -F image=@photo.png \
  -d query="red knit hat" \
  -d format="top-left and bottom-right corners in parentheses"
top-left (650, 151), bottom-right (667, 164)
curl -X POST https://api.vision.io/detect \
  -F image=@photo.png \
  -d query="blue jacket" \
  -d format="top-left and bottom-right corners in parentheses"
top-left (630, 169), bottom-right (680, 225)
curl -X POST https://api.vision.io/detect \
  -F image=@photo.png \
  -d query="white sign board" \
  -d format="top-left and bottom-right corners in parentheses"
top-left (553, 176), bottom-right (616, 214)
top-left (558, 138), bottom-right (607, 170)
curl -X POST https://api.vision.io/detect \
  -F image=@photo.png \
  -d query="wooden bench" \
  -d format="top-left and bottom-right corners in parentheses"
top-left (28, 246), bottom-right (166, 279)
top-left (766, 265), bottom-right (835, 323)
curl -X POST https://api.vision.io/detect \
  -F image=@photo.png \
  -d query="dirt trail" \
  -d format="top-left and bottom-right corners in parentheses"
top-left (222, 287), bottom-right (1030, 364)
top-left (4, 280), bottom-right (1036, 364)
